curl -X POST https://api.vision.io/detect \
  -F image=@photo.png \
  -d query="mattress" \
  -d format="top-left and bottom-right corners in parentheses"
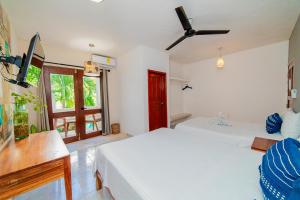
top-left (94, 128), bottom-right (264, 200)
top-left (175, 116), bottom-right (283, 143)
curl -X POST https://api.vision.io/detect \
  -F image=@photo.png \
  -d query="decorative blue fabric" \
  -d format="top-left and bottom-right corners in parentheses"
top-left (266, 113), bottom-right (283, 134)
top-left (259, 138), bottom-right (300, 200)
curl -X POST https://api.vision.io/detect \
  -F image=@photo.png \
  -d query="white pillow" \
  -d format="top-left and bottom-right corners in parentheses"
top-left (281, 111), bottom-right (300, 139)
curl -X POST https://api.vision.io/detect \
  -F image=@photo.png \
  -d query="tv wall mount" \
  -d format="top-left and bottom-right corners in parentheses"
top-left (0, 46), bottom-right (29, 87)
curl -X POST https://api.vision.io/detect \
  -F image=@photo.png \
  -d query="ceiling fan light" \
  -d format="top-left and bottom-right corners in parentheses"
top-left (217, 57), bottom-right (225, 68)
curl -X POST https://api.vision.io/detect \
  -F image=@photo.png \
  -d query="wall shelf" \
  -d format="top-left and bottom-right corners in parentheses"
top-left (170, 77), bottom-right (189, 83)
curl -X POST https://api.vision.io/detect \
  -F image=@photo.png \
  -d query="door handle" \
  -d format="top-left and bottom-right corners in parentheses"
top-left (81, 107), bottom-right (87, 110)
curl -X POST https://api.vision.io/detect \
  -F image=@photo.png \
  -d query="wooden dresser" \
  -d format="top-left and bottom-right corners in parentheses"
top-left (0, 130), bottom-right (72, 200)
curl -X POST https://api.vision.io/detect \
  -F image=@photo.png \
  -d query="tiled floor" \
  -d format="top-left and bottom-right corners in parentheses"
top-left (15, 133), bottom-right (129, 200)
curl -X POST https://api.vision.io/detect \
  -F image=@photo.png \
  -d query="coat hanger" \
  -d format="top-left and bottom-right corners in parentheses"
top-left (182, 84), bottom-right (192, 91)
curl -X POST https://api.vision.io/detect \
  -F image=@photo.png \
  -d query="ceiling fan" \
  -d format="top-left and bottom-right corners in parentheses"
top-left (166, 6), bottom-right (230, 51)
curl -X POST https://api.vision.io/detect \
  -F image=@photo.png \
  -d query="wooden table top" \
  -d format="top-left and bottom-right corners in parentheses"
top-left (0, 130), bottom-right (69, 178)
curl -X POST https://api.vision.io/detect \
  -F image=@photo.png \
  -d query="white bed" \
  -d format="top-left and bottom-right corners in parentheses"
top-left (94, 128), bottom-right (264, 200)
top-left (175, 116), bottom-right (283, 143)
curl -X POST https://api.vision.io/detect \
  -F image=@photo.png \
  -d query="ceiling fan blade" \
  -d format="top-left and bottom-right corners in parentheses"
top-left (195, 30), bottom-right (230, 35)
top-left (166, 35), bottom-right (187, 51)
top-left (175, 6), bottom-right (192, 31)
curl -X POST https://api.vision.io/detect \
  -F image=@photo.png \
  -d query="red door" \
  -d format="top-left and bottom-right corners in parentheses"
top-left (148, 70), bottom-right (168, 131)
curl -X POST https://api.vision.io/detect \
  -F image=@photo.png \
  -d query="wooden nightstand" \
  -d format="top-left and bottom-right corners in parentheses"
top-left (0, 131), bottom-right (72, 200)
top-left (251, 137), bottom-right (279, 153)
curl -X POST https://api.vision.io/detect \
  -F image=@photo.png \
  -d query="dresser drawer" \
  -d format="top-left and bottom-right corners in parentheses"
top-left (0, 158), bottom-right (65, 197)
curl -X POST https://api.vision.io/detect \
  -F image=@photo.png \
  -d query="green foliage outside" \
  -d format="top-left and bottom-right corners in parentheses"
top-left (50, 74), bottom-right (75, 109)
top-left (50, 74), bottom-right (99, 109)
top-left (83, 77), bottom-right (97, 107)
top-left (26, 65), bottom-right (42, 87)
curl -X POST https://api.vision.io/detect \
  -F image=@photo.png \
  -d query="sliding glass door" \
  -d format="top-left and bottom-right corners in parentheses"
top-left (43, 66), bottom-right (102, 143)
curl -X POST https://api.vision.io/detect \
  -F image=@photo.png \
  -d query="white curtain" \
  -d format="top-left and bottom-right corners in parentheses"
top-left (101, 69), bottom-right (111, 135)
top-left (37, 70), bottom-right (50, 132)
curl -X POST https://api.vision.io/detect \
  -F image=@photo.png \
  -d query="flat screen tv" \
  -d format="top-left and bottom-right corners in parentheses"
top-left (16, 33), bottom-right (45, 88)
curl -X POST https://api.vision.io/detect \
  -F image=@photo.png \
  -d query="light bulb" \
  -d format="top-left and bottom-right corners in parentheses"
top-left (217, 57), bottom-right (224, 68)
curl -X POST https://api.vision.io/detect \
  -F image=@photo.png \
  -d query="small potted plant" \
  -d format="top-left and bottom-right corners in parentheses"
top-left (12, 92), bottom-right (45, 140)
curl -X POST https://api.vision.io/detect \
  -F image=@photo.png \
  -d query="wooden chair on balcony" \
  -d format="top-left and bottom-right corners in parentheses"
top-left (85, 114), bottom-right (102, 131)
top-left (54, 114), bottom-right (102, 138)
top-left (53, 118), bottom-right (68, 137)
top-left (53, 117), bottom-right (75, 138)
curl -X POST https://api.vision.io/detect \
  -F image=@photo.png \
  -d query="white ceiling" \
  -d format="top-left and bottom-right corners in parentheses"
top-left (2, 0), bottom-right (300, 63)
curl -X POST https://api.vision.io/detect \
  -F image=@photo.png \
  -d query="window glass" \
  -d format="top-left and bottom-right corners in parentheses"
top-left (83, 76), bottom-right (101, 108)
top-left (50, 74), bottom-right (75, 112)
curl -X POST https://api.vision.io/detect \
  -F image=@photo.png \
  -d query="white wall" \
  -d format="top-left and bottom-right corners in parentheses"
top-left (18, 39), bottom-right (91, 66)
top-left (0, 3), bottom-right (19, 101)
top-left (182, 41), bottom-right (288, 123)
top-left (289, 15), bottom-right (300, 112)
top-left (169, 61), bottom-right (184, 115)
top-left (118, 47), bottom-right (145, 135)
top-left (118, 45), bottom-right (169, 135)
top-left (10, 26), bottom-right (18, 61)
top-left (17, 39), bottom-right (120, 125)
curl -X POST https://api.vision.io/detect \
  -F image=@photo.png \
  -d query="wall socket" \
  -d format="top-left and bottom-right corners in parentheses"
top-left (291, 89), bottom-right (298, 99)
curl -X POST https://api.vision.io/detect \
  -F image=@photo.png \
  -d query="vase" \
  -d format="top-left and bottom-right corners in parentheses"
top-left (14, 103), bottom-right (29, 140)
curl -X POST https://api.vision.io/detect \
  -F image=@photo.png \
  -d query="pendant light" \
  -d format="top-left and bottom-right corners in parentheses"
top-left (84, 43), bottom-right (98, 74)
top-left (216, 47), bottom-right (225, 69)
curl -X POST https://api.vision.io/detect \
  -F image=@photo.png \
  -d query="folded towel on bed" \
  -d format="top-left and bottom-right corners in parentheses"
top-left (259, 138), bottom-right (300, 200)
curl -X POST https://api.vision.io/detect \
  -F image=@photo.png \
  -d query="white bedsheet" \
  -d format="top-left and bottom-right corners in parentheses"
top-left (175, 117), bottom-right (283, 143)
top-left (94, 128), bottom-right (264, 200)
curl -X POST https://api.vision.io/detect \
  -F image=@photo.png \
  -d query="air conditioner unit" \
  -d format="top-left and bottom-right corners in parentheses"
top-left (91, 54), bottom-right (117, 69)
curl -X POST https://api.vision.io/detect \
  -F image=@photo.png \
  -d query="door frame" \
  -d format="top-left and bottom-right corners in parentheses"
top-left (43, 66), bottom-right (103, 143)
top-left (78, 71), bottom-right (103, 140)
top-left (44, 66), bottom-right (80, 143)
top-left (148, 69), bottom-right (168, 131)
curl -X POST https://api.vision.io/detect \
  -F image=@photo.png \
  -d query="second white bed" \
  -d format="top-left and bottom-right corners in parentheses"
top-left (94, 128), bottom-right (264, 200)
top-left (175, 116), bottom-right (283, 143)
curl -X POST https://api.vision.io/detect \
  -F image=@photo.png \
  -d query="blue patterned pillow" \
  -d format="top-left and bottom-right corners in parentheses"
top-left (259, 138), bottom-right (300, 200)
top-left (266, 113), bottom-right (283, 134)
